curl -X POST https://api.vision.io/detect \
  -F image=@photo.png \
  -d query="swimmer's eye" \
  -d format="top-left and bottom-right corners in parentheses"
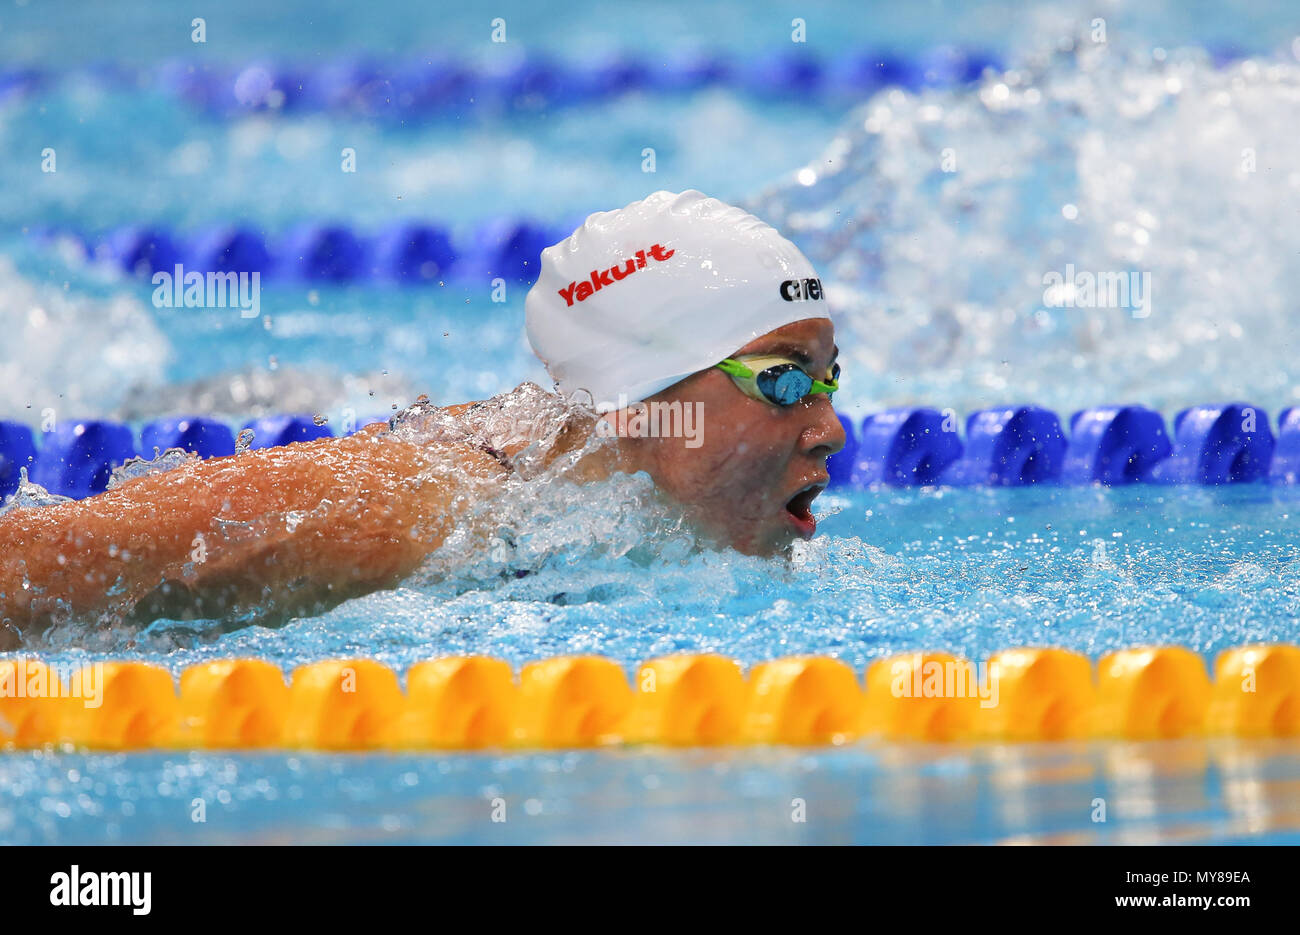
top-left (717, 356), bottom-right (840, 407)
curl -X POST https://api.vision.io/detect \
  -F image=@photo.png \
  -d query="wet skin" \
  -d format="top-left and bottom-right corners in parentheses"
top-left (0, 318), bottom-right (843, 643)
top-left (611, 317), bottom-right (844, 555)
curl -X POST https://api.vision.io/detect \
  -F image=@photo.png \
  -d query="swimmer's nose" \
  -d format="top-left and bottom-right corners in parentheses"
top-left (801, 396), bottom-right (846, 459)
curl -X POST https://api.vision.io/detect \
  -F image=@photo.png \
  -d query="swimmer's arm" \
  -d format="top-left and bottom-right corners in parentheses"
top-left (0, 432), bottom-right (502, 636)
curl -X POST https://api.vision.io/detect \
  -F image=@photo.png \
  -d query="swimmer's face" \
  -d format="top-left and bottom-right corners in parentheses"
top-left (612, 318), bottom-right (845, 556)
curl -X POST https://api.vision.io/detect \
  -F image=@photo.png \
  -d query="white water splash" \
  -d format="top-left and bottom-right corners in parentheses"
top-left (0, 257), bottom-right (171, 419)
top-left (748, 33), bottom-right (1300, 414)
top-left (0, 468), bottom-right (72, 516)
top-left (107, 447), bottom-right (200, 489)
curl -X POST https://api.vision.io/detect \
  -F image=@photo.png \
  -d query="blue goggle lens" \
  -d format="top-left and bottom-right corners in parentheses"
top-left (756, 364), bottom-right (813, 406)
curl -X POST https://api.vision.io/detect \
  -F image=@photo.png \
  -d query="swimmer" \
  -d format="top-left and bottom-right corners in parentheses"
top-left (0, 191), bottom-right (844, 645)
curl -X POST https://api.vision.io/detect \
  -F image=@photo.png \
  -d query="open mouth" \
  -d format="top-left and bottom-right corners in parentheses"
top-left (783, 484), bottom-right (825, 538)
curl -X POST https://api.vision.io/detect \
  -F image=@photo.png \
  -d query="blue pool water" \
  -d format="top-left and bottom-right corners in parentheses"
top-left (5, 739), bottom-right (1300, 845)
top-left (3, 0), bottom-right (1300, 844)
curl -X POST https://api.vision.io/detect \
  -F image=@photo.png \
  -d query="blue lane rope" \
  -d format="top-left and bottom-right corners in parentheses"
top-left (2, 404), bottom-right (1297, 501)
top-left (829, 404), bottom-right (1288, 489)
top-left (0, 46), bottom-right (1005, 117)
top-left (31, 221), bottom-right (566, 284)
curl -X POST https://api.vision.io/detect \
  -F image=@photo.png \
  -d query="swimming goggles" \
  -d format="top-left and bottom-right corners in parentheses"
top-left (715, 354), bottom-right (840, 406)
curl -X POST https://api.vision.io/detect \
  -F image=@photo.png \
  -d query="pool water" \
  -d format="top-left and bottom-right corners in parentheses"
top-left (5, 739), bottom-right (1300, 845)
top-left (3, 0), bottom-right (1300, 844)
top-left (5, 481), bottom-right (1300, 844)
top-left (36, 482), bottom-right (1299, 667)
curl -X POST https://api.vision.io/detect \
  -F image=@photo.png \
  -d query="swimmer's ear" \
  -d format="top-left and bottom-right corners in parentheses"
top-left (532, 407), bottom-right (630, 482)
top-left (547, 409), bottom-right (598, 460)
top-left (594, 416), bottom-right (618, 439)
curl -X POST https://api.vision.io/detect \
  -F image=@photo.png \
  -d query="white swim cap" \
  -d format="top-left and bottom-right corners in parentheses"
top-left (525, 189), bottom-right (829, 412)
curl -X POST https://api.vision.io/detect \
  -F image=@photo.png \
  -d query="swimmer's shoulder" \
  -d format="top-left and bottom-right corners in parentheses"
top-left (332, 410), bottom-right (510, 481)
